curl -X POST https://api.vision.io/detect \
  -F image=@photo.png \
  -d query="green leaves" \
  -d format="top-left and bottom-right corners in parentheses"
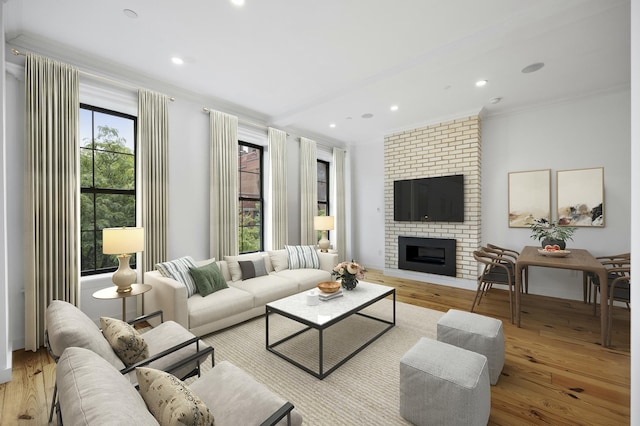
top-left (529, 218), bottom-right (576, 242)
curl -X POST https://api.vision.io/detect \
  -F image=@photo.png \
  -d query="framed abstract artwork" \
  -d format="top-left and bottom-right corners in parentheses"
top-left (556, 167), bottom-right (604, 227)
top-left (508, 169), bottom-right (551, 228)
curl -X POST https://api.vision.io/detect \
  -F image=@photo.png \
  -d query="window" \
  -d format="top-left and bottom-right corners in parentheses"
top-left (80, 104), bottom-right (137, 275)
top-left (317, 160), bottom-right (330, 240)
top-left (238, 142), bottom-right (263, 253)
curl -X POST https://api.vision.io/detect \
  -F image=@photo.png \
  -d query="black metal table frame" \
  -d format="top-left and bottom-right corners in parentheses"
top-left (265, 289), bottom-right (395, 379)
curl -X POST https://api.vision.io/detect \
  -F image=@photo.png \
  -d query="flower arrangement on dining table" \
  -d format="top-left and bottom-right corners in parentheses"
top-left (332, 260), bottom-right (366, 290)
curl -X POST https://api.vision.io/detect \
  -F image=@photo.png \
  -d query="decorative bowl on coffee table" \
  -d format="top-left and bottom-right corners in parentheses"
top-left (317, 281), bottom-right (341, 294)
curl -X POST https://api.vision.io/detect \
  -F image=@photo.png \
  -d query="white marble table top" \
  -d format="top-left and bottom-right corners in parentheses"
top-left (266, 281), bottom-right (394, 326)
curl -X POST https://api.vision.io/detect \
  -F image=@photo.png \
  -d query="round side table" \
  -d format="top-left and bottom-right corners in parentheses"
top-left (92, 283), bottom-right (152, 322)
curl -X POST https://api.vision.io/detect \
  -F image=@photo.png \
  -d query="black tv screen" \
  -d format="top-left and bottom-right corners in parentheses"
top-left (394, 174), bottom-right (464, 222)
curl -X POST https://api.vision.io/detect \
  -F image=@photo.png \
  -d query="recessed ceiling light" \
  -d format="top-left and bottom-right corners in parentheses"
top-left (475, 80), bottom-right (488, 87)
top-left (346, 116), bottom-right (353, 120)
top-left (123, 9), bottom-right (138, 19)
top-left (521, 62), bottom-right (545, 74)
top-left (171, 57), bottom-right (184, 65)
top-left (390, 105), bottom-right (399, 111)
top-left (231, 0), bottom-right (245, 6)
top-left (361, 113), bottom-right (374, 119)
top-left (489, 97), bottom-right (502, 104)
top-left (329, 123), bottom-right (336, 128)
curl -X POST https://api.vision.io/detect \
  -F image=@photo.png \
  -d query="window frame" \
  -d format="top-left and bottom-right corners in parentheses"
top-left (80, 103), bottom-right (137, 276)
top-left (317, 159), bottom-right (330, 240)
top-left (317, 159), bottom-right (330, 216)
top-left (238, 141), bottom-right (264, 253)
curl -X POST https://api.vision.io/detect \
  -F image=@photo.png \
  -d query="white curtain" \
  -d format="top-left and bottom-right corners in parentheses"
top-left (24, 54), bottom-right (80, 351)
top-left (138, 89), bottom-right (169, 276)
top-left (210, 110), bottom-right (239, 260)
top-left (268, 128), bottom-right (288, 249)
top-left (333, 148), bottom-right (347, 261)
top-left (300, 137), bottom-right (317, 245)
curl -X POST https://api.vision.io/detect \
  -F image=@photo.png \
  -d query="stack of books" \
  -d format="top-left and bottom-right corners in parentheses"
top-left (319, 288), bottom-right (343, 301)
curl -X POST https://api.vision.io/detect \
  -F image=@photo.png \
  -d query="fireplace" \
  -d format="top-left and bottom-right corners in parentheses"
top-left (398, 236), bottom-right (457, 277)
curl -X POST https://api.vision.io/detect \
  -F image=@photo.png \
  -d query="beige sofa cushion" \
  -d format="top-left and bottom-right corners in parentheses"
top-left (142, 320), bottom-right (211, 381)
top-left (57, 347), bottom-right (158, 426)
top-left (229, 274), bottom-right (298, 306)
top-left (273, 268), bottom-right (332, 292)
top-left (268, 249), bottom-right (289, 272)
top-left (46, 300), bottom-right (125, 370)
top-left (189, 361), bottom-right (302, 426)
top-left (137, 367), bottom-right (215, 426)
top-left (187, 287), bottom-right (255, 330)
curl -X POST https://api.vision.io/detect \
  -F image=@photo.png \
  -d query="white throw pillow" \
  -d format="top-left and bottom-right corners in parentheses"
top-left (285, 245), bottom-right (320, 270)
top-left (155, 256), bottom-right (198, 297)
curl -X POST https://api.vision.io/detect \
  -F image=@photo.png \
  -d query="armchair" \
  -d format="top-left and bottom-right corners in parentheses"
top-left (55, 347), bottom-right (302, 425)
top-left (45, 300), bottom-right (213, 421)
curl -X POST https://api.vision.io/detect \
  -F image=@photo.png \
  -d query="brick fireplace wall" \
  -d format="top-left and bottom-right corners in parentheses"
top-left (384, 115), bottom-right (481, 280)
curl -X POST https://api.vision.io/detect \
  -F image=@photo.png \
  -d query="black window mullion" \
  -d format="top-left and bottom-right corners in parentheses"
top-left (80, 104), bottom-right (137, 276)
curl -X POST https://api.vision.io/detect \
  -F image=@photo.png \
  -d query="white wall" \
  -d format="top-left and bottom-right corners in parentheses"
top-left (350, 140), bottom-right (385, 270)
top-left (630, 0), bottom-right (639, 422)
top-left (351, 89), bottom-right (631, 301)
top-left (0, 4), bottom-right (11, 384)
top-left (482, 90), bottom-right (630, 300)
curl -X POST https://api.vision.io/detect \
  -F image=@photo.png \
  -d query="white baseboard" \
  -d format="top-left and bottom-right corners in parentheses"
top-left (0, 366), bottom-right (11, 384)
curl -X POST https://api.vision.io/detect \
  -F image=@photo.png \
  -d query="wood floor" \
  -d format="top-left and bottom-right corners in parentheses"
top-left (0, 269), bottom-right (630, 425)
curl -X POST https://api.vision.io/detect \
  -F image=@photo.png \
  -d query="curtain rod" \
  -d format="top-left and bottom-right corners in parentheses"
top-left (11, 48), bottom-right (175, 101)
top-left (202, 107), bottom-right (289, 136)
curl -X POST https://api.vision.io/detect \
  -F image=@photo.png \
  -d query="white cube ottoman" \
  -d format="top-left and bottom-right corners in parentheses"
top-left (437, 309), bottom-right (505, 385)
top-left (399, 337), bottom-right (490, 426)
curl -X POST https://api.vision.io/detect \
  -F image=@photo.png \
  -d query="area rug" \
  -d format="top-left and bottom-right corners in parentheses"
top-left (197, 299), bottom-right (444, 425)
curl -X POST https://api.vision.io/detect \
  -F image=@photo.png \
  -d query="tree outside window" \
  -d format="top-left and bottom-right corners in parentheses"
top-left (80, 105), bottom-right (136, 275)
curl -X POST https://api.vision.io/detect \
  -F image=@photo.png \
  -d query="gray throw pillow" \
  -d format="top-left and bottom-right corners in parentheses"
top-left (238, 259), bottom-right (268, 280)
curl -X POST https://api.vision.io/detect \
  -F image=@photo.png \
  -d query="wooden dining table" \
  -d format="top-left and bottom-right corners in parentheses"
top-left (515, 246), bottom-right (610, 347)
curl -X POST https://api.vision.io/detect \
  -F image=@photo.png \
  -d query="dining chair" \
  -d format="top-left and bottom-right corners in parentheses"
top-left (471, 249), bottom-right (516, 323)
top-left (586, 253), bottom-right (630, 315)
top-left (606, 267), bottom-right (631, 346)
top-left (484, 243), bottom-right (528, 294)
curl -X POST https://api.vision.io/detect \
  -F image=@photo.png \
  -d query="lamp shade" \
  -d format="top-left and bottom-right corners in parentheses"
top-left (313, 215), bottom-right (335, 231)
top-left (103, 227), bottom-right (144, 255)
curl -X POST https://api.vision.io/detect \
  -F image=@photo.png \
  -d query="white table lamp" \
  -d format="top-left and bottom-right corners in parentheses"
top-left (103, 227), bottom-right (144, 293)
top-left (314, 216), bottom-right (334, 252)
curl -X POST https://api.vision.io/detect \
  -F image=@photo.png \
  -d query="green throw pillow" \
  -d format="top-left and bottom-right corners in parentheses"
top-left (189, 262), bottom-right (228, 297)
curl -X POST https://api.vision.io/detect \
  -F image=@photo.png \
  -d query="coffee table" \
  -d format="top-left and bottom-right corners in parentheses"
top-left (265, 281), bottom-right (395, 379)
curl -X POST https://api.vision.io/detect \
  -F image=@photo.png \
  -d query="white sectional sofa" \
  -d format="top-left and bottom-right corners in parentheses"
top-left (144, 249), bottom-right (339, 337)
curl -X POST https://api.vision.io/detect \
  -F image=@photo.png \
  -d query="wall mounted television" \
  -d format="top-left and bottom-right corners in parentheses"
top-left (394, 174), bottom-right (464, 222)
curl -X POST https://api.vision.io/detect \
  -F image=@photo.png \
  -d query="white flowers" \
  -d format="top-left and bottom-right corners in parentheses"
top-left (332, 260), bottom-right (366, 280)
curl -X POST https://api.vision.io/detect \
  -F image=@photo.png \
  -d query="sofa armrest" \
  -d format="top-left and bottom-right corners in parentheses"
top-left (318, 252), bottom-right (339, 273)
top-left (144, 271), bottom-right (189, 329)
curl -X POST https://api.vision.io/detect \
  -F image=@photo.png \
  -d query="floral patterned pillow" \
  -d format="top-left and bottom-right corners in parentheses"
top-left (136, 367), bottom-right (215, 425)
top-left (100, 317), bottom-right (149, 367)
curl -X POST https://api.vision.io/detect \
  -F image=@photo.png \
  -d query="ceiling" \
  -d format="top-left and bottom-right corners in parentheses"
top-left (4, 0), bottom-right (630, 145)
